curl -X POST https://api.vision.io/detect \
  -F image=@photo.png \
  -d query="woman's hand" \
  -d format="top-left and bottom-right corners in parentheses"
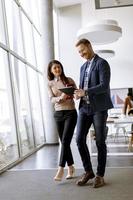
top-left (60, 93), bottom-right (68, 100)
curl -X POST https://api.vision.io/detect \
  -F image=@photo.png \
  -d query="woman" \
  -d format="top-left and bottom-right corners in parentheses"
top-left (123, 92), bottom-right (133, 115)
top-left (47, 60), bottom-right (77, 181)
top-left (123, 92), bottom-right (133, 151)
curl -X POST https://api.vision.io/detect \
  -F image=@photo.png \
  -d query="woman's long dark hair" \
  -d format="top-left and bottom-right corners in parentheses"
top-left (47, 60), bottom-right (70, 85)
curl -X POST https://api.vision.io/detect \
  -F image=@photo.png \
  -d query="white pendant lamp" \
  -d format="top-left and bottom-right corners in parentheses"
top-left (95, 50), bottom-right (115, 58)
top-left (77, 19), bottom-right (122, 45)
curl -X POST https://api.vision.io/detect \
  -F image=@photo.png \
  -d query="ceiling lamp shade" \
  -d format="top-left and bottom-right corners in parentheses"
top-left (77, 19), bottom-right (122, 45)
top-left (95, 50), bottom-right (115, 58)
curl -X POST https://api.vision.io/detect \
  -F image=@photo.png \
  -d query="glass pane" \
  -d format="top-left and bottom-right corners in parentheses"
top-left (27, 67), bottom-right (45, 146)
top-left (30, 0), bottom-right (41, 30)
top-left (0, 0), bottom-right (6, 44)
top-left (5, 0), bottom-right (24, 57)
top-left (53, 8), bottom-right (59, 59)
top-left (20, 0), bottom-right (31, 18)
top-left (20, 0), bottom-right (41, 30)
top-left (38, 74), bottom-right (46, 143)
top-left (0, 48), bottom-right (19, 170)
top-left (33, 28), bottom-right (43, 72)
top-left (11, 56), bottom-right (35, 156)
top-left (21, 12), bottom-right (36, 66)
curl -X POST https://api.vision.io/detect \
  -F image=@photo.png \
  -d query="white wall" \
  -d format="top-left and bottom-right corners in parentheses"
top-left (57, 4), bottom-right (82, 86)
top-left (81, 1), bottom-right (133, 89)
top-left (57, 1), bottom-right (133, 89)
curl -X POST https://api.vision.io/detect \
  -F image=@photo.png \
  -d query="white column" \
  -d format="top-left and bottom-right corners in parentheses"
top-left (40, 0), bottom-right (58, 144)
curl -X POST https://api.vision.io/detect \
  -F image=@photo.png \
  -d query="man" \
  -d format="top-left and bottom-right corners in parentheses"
top-left (74, 38), bottom-right (113, 188)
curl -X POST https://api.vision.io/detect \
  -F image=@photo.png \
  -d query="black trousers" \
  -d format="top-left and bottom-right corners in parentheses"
top-left (54, 110), bottom-right (77, 167)
top-left (76, 106), bottom-right (108, 177)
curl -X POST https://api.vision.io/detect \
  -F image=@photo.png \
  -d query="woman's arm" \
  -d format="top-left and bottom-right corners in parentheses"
top-left (123, 97), bottom-right (128, 115)
top-left (47, 83), bottom-right (68, 103)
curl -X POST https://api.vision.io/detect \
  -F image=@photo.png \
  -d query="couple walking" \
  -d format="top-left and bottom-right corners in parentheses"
top-left (47, 38), bottom-right (113, 188)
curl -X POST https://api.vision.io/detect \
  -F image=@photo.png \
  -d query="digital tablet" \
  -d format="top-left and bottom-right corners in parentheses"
top-left (59, 87), bottom-right (75, 95)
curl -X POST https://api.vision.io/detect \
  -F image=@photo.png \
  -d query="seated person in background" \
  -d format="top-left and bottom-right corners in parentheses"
top-left (123, 92), bottom-right (133, 116)
top-left (128, 109), bottom-right (133, 115)
top-left (123, 92), bottom-right (133, 150)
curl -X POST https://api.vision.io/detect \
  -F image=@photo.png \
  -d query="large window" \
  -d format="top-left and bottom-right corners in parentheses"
top-left (0, 48), bottom-right (19, 169)
top-left (0, 0), bottom-right (45, 172)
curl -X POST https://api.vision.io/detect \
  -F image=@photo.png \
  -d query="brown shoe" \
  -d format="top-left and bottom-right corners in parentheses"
top-left (93, 176), bottom-right (105, 188)
top-left (76, 171), bottom-right (95, 186)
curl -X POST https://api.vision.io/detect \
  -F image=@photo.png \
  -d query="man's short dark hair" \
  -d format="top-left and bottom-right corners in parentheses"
top-left (75, 38), bottom-right (91, 47)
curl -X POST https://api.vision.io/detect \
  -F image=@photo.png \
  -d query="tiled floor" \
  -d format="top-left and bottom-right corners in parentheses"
top-left (12, 137), bottom-right (133, 170)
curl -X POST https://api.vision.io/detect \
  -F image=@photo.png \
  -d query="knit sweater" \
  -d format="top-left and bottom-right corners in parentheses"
top-left (48, 77), bottom-right (76, 111)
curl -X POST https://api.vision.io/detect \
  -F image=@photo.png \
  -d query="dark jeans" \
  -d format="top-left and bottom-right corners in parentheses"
top-left (54, 109), bottom-right (77, 167)
top-left (76, 107), bottom-right (108, 177)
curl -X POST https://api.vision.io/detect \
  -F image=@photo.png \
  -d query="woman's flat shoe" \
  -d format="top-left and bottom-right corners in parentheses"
top-left (66, 166), bottom-right (75, 179)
